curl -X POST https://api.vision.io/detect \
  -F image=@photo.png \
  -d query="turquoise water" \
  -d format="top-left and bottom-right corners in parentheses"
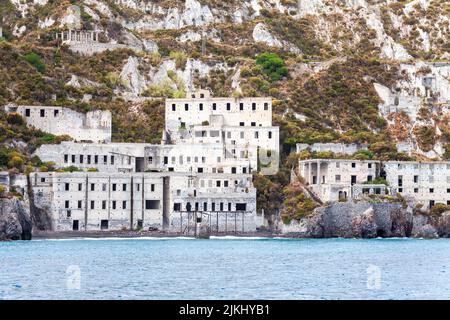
top-left (1, 237), bottom-right (449, 300)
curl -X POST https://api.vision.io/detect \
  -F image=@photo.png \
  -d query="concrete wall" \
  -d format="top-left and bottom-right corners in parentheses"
top-left (384, 161), bottom-right (450, 208)
top-left (5, 105), bottom-right (111, 143)
top-left (35, 142), bottom-right (148, 173)
top-left (165, 96), bottom-right (273, 130)
top-left (35, 141), bottom-right (256, 175)
top-left (165, 92), bottom-right (279, 174)
top-left (296, 143), bottom-right (368, 155)
top-left (298, 159), bottom-right (450, 207)
top-left (29, 172), bottom-right (257, 232)
top-left (299, 159), bottom-right (380, 202)
top-left (30, 172), bottom-right (163, 231)
top-left (69, 43), bottom-right (142, 56)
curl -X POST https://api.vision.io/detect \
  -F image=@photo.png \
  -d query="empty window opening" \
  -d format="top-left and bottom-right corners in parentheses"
top-left (145, 200), bottom-right (160, 210)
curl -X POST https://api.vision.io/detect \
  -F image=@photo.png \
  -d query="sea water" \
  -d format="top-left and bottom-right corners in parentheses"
top-left (1, 237), bottom-right (449, 300)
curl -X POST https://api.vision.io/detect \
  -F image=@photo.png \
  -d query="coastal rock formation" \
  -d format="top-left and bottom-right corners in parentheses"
top-left (310, 202), bottom-right (413, 238)
top-left (436, 212), bottom-right (450, 237)
top-left (282, 203), bottom-right (450, 239)
top-left (410, 211), bottom-right (450, 239)
top-left (0, 197), bottom-right (32, 241)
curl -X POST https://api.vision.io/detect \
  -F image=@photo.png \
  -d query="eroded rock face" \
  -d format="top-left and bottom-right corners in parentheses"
top-left (0, 198), bottom-right (32, 241)
top-left (283, 202), bottom-right (413, 238)
top-left (351, 207), bottom-right (377, 238)
top-left (120, 56), bottom-right (147, 95)
top-left (282, 203), bottom-right (450, 238)
top-left (436, 211), bottom-right (450, 238)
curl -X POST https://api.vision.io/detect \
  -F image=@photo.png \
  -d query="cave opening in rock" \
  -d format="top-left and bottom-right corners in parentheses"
top-left (376, 228), bottom-right (387, 237)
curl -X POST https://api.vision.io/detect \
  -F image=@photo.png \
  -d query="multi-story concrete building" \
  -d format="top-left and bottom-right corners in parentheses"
top-left (25, 90), bottom-right (278, 233)
top-left (165, 89), bottom-right (279, 175)
top-left (4, 104), bottom-right (112, 143)
top-left (35, 141), bottom-right (255, 175)
top-left (298, 159), bottom-right (382, 202)
top-left (384, 161), bottom-right (450, 208)
top-left (298, 159), bottom-right (450, 208)
top-left (30, 172), bottom-right (256, 233)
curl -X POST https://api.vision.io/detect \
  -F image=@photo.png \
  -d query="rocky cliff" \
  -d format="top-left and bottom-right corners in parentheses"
top-left (0, 197), bottom-right (32, 241)
top-left (281, 202), bottom-right (450, 238)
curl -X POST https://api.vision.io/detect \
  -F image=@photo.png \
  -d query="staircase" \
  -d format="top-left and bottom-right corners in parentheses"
top-left (291, 169), bottom-right (323, 205)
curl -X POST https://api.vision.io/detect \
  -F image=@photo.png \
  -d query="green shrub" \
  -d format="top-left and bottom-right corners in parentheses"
top-left (24, 52), bottom-right (46, 73)
top-left (363, 177), bottom-right (388, 185)
top-left (60, 166), bottom-right (81, 172)
top-left (169, 51), bottom-right (188, 70)
top-left (6, 112), bottom-right (24, 125)
top-left (353, 149), bottom-right (374, 160)
top-left (256, 52), bottom-right (288, 82)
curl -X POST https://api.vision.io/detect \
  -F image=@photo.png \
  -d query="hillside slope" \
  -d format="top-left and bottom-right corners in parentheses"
top-left (0, 0), bottom-right (448, 170)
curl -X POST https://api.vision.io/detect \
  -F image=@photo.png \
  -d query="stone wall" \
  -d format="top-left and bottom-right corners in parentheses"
top-left (296, 143), bottom-right (368, 155)
top-left (5, 105), bottom-right (112, 143)
top-left (29, 171), bottom-right (257, 232)
top-left (69, 42), bottom-right (143, 56)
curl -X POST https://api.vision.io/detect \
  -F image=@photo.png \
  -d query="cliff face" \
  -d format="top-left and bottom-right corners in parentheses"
top-left (281, 202), bottom-right (450, 239)
top-left (0, 197), bottom-right (32, 240)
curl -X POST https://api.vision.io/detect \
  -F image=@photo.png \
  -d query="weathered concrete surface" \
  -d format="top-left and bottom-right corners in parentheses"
top-left (282, 203), bottom-right (450, 238)
top-left (0, 197), bottom-right (32, 241)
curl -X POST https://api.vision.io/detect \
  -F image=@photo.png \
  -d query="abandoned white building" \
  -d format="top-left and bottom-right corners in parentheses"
top-left (55, 29), bottom-right (144, 56)
top-left (384, 161), bottom-right (450, 208)
top-left (165, 89), bottom-right (279, 175)
top-left (35, 141), bottom-right (256, 175)
top-left (24, 90), bottom-right (278, 232)
top-left (4, 104), bottom-right (112, 143)
top-left (30, 171), bottom-right (256, 233)
top-left (298, 159), bottom-right (384, 202)
top-left (298, 159), bottom-right (450, 208)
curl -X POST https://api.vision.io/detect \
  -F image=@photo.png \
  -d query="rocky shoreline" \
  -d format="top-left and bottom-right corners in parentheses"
top-left (281, 202), bottom-right (450, 239)
top-left (2, 197), bottom-right (450, 241)
top-left (31, 230), bottom-right (281, 240)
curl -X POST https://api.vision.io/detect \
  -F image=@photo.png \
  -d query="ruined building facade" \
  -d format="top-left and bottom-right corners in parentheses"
top-left (25, 91), bottom-right (278, 233)
top-left (4, 105), bottom-right (112, 143)
top-left (298, 159), bottom-right (450, 208)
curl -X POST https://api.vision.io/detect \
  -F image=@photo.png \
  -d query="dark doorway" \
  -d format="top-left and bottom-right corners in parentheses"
top-left (135, 157), bottom-right (145, 172)
top-left (72, 220), bottom-right (79, 231)
top-left (100, 220), bottom-right (109, 230)
top-left (351, 175), bottom-right (357, 185)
